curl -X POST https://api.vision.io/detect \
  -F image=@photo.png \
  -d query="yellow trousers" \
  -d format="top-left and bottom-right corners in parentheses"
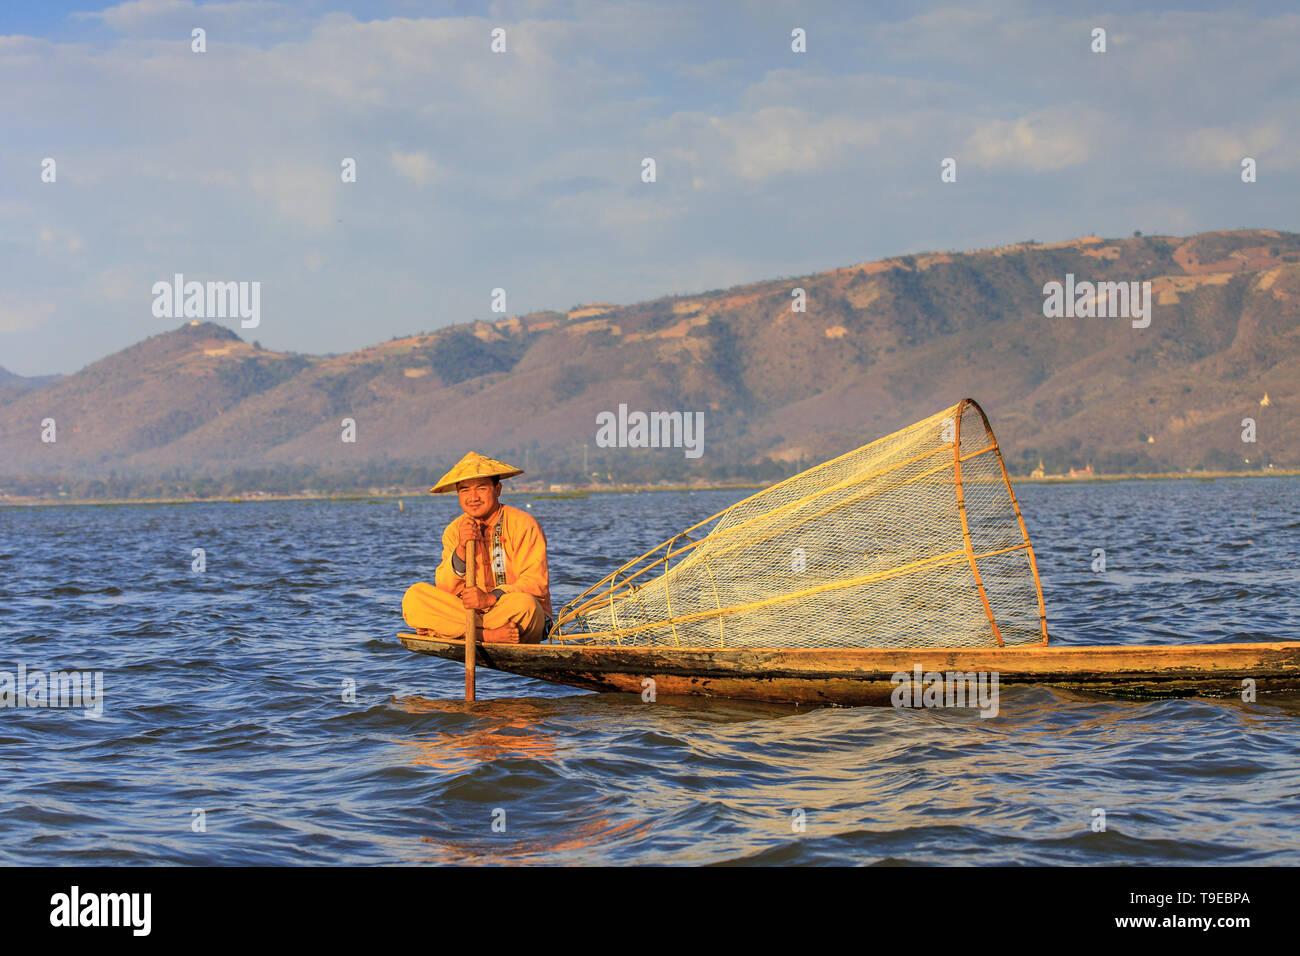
top-left (402, 582), bottom-right (545, 643)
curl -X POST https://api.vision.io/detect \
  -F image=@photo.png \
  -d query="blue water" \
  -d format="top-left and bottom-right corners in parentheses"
top-left (1, 478), bottom-right (1297, 864)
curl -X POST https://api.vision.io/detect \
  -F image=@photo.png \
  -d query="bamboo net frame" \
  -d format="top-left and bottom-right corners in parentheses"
top-left (550, 399), bottom-right (1048, 649)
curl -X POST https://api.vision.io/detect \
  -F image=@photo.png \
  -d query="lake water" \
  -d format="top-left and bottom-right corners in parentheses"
top-left (1, 477), bottom-right (1297, 865)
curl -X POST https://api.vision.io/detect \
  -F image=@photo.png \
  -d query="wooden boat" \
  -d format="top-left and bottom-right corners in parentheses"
top-left (397, 635), bottom-right (1300, 705)
top-left (401, 401), bottom-right (1298, 706)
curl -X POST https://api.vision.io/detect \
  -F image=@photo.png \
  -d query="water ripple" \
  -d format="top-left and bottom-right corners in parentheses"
top-left (0, 479), bottom-right (1298, 864)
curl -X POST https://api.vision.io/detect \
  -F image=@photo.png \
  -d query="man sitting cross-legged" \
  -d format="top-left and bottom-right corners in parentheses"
top-left (402, 452), bottom-right (551, 644)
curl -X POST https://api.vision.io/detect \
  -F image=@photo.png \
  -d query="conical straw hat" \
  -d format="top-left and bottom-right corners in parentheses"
top-left (430, 451), bottom-right (524, 494)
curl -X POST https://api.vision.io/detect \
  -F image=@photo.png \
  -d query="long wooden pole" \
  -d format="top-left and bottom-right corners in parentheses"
top-left (464, 537), bottom-right (477, 701)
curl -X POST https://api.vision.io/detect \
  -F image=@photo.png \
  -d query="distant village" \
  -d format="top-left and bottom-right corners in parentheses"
top-left (1026, 392), bottom-right (1277, 480)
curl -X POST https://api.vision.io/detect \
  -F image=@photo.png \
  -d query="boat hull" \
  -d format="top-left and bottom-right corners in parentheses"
top-left (397, 636), bottom-right (1300, 706)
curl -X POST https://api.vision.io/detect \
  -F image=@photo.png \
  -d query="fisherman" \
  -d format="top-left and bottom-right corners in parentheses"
top-left (402, 452), bottom-right (551, 644)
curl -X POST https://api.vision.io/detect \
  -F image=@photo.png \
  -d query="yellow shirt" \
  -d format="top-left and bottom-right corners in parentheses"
top-left (435, 504), bottom-right (552, 618)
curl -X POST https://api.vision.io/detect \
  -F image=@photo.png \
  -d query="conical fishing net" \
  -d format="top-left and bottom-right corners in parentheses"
top-left (551, 399), bottom-right (1048, 649)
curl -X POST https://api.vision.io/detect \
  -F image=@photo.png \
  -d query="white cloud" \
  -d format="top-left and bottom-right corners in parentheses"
top-left (713, 108), bottom-right (882, 181)
top-left (1182, 123), bottom-right (1296, 173)
top-left (670, 58), bottom-right (743, 82)
top-left (390, 150), bottom-right (438, 186)
top-left (84, 0), bottom-right (300, 38)
top-left (248, 162), bottom-right (337, 229)
top-left (963, 109), bottom-right (1099, 171)
top-left (91, 0), bottom-right (190, 31)
top-left (34, 226), bottom-right (83, 253)
top-left (97, 269), bottom-right (137, 302)
top-left (0, 297), bottom-right (55, 334)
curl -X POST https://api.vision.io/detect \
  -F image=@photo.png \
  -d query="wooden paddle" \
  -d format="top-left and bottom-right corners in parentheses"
top-left (464, 537), bottom-right (477, 701)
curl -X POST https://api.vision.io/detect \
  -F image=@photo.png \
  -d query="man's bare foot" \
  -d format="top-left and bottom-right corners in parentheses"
top-left (480, 622), bottom-right (521, 644)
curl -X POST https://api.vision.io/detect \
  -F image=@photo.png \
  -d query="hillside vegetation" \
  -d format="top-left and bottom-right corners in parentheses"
top-left (2, 229), bottom-right (1296, 497)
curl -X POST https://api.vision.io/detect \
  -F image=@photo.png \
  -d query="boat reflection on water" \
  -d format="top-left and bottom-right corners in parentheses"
top-left (387, 695), bottom-right (657, 863)
top-left (389, 696), bottom-right (562, 769)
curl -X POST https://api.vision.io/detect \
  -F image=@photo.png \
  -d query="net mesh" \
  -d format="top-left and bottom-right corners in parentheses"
top-left (551, 399), bottom-right (1048, 649)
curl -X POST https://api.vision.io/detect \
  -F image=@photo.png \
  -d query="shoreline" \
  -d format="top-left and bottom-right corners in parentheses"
top-left (1014, 468), bottom-right (1299, 485)
top-left (0, 482), bottom-right (767, 509)
top-left (1, 470), bottom-right (1296, 508)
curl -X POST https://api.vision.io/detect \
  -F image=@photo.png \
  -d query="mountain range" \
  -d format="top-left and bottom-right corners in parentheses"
top-left (2, 228), bottom-right (1296, 496)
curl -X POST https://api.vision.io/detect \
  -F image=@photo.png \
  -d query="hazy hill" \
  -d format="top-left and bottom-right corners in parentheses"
top-left (2, 228), bottom-right (1296, 492)
top-left (0, 366), bottom-right (62, 406)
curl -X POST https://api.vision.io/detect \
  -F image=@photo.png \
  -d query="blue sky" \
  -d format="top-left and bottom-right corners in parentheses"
top-left (1, 0), bottom-right (1297, 375)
